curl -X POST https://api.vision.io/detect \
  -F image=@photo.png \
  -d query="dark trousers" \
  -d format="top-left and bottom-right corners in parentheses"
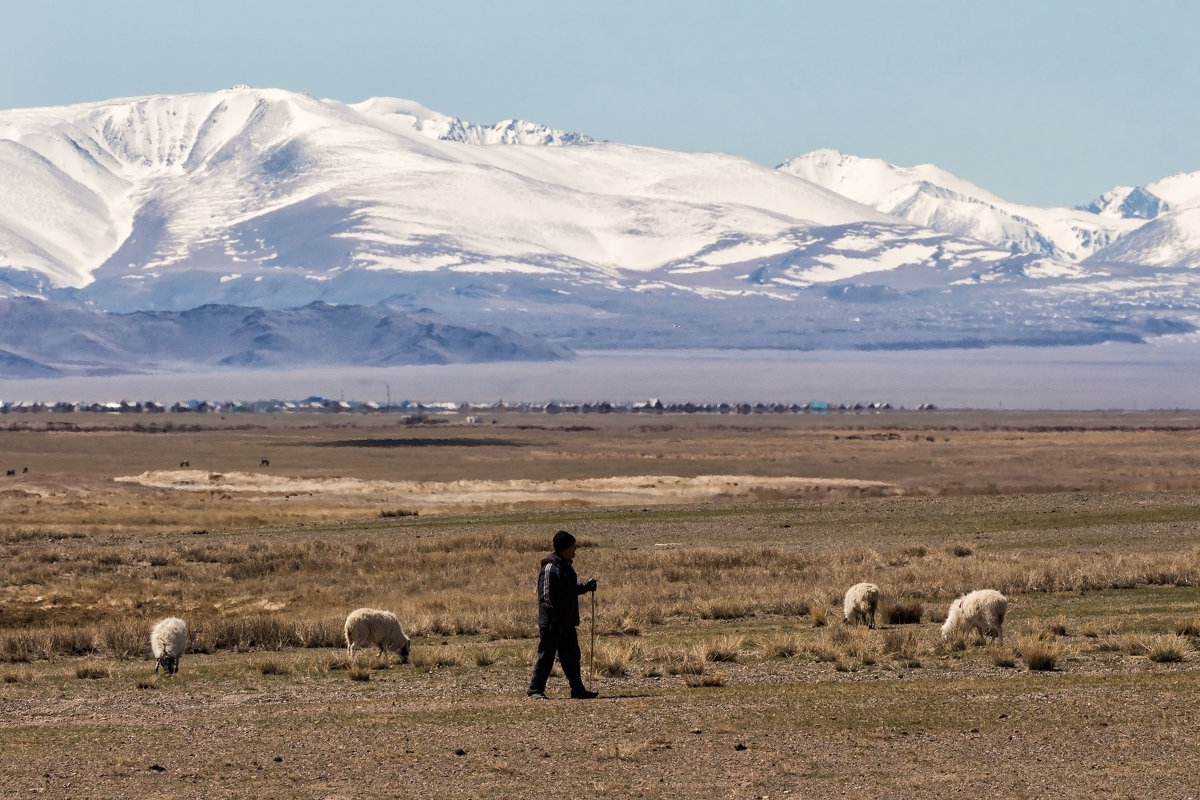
top-left (528, 624), bottom-right (586, 695)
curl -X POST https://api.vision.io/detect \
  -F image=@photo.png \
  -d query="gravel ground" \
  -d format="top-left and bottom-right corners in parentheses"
top-left (5, 628), bottom-right (1200, 799)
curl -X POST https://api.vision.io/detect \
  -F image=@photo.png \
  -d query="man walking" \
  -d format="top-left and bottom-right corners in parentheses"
top-left (527, 529), bottom-right (598, 699)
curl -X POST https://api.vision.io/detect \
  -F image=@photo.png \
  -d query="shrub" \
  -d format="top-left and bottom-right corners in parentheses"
top-left (664, 652), bottom-right (704, 676)
top-left (882, 629), bottom-right (919, 658)
top-left (762, 633), bottom-right (802, 659)
top-left (1146, 635), bottom-right (1188, 663)
top-left (882, 599), bottom-right (924, 625)
top-left (684, 672), bottom-right (726, 688)
top-left (51, 627), bottom-right (97, 657)
top-left (98, 622), bottom-right (143, 659)
top-left (472, 647), bottom-right (499, 668)
top-left (697, 600), bottom-right (752, 621)
top-left (593, 645), bottom-right (629, 677)
top-left (2, 668), bottom-right (33, 684)
top-left (411, 646), bottom-right (460, 669)
top-left (699, 635), bottom-right (743, 663)
top-left (1018, 637), bottom-right (1061, 671)
top-left (991, 649), bottom-right (1017, 668)
top-left (1172, 619), bottom-right (1200, 637)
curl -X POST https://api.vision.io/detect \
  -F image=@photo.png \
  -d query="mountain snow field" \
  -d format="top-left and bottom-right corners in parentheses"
top-left (0, 86), bottom-right (1198, 391)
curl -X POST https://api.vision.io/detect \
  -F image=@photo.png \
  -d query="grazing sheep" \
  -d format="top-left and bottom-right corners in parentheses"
top-left (151, 617), bottom-right (189, 674)
top-left (843, 582), bottom-right (881, 628)
top-left (344, 608), bottom-right (411, 664)
top-left (941, 589), bottom-right (1008, 644)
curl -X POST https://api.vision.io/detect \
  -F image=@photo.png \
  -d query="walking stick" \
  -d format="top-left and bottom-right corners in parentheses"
top-left (590, 589), bottom-right (596, 679)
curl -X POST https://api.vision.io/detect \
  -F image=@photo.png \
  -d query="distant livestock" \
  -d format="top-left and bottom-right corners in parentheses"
top-left (941, 589), bottom-right (1008, 644)
top-left (843, 582), bottom-right (881, 628)
top-left (344, 608), bottom-right (411, 664)
top-left (179, 460), bottom-right (190, 468)
top-left (260, 459), bottom-right (270, 467)
top-left (151, 617), bottom-right (189, 674)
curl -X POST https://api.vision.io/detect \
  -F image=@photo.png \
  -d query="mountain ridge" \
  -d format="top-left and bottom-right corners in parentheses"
top-left (1, 87), bottom-right (1198, 377)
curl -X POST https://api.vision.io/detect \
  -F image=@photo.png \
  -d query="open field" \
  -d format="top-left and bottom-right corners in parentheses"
top-left (4, 410), bottom-right (1200, 798)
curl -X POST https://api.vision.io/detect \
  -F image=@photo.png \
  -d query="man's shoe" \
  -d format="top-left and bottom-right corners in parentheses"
top-left (571, 689), bottom-right (599, 699)
top-left (527, 691), bottom-right (548, 699)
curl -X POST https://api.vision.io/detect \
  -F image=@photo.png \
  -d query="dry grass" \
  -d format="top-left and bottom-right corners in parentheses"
top-left (1017, 636), bottom-right (1063, 671)
top-left (881, 598), bottom-right (925, 625)
top-left (5, 412), bottom-right (1200, 797)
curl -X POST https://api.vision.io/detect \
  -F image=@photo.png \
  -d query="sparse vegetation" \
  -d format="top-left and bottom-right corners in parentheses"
top-left (5, 411), bottom-right (1200, 797)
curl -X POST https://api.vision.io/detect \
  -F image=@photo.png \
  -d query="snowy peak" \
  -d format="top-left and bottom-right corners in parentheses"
top-left (1080, 185), bottom-right (1167, 219)
top-left (46, 88), bottom-right (321, 177)
top-left (778, 149), bottom-right (1165, 262)
top-left (1146, 169), bottom-right (1200, 211)
top-left (779, 149), bottom-right (1068, 257)
top-left (778, 148), bottom-right (1001, 206)
top-left (350, 96), bottom-right (594, 146)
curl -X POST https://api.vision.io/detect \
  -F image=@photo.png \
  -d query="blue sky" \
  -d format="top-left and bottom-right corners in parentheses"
top-left (5, 0), bottom-right (1197, 207)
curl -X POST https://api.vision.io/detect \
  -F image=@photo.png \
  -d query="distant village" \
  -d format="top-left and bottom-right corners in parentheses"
top-left (0, 397), bottom-right (933, 416)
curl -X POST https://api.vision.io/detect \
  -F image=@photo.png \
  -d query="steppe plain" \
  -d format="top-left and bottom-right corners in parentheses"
top-left (4, 408), bottom-right (1200, 799)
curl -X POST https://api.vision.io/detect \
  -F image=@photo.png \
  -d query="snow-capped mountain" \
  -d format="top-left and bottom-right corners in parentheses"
top-left (0, 87), bottom-right (1198, 377)
top-left (778, 149), bottom-right (1147, 261)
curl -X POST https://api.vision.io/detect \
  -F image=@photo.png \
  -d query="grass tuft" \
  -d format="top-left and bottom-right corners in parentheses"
top-left (881, 598), bottom-right (924, 625)
top-left (254, 657), bottom-right (293, 675)
top-left (1018, 636), bottom-right (1061, 671)
top-left (1172, 619), bottom-right (1200, 637)
top-left (75, 662), bottom-right (110, 679)
top-left (684, 672), bottom-right (726, 688)
top-left (1146, 635), bottom-right (1189, 663)
top-left (762, 633), bottom-right (802, 659)
top-left (698, 635), bottom-right (743, 663)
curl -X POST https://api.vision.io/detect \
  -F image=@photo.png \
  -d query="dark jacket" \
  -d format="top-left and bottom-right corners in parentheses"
top-left (537, 552), bottom-right (588, 627)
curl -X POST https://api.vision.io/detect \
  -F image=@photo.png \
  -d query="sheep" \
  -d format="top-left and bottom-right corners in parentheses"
top-left (150, 617), bottom-right (189, 674)
top-left (843, 582), bottom-right (881, 628)
top-left (344, 608), bottom-right (411, 664)
top-left (941, 589), bottom-right (1008, 644)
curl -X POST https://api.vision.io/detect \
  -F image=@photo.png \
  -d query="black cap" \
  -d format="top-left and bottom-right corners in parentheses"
top-left (552, 530), bottom-right (576, 553)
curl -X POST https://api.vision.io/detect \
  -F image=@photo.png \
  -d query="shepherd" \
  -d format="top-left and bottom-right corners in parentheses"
top-left (526, 530), bottom-right (599, 699)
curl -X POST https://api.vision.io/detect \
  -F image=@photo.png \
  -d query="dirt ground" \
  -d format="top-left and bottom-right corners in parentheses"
top-left (4, 408), bottom-right (1200, 531)
top-left (7, 641), bottom-right (1200, 799)
top-left (5, 410), bottom-right (1200, 798)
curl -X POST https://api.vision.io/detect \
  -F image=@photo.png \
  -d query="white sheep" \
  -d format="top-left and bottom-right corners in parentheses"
top-left (843, 582), bottom-right (881, 628)
top-left (344, 608), bottom-right (411, 663)
top-left (150, 616), bottom-right (188, 674)
top-left (941, 589), bottom-right (1008, 644)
